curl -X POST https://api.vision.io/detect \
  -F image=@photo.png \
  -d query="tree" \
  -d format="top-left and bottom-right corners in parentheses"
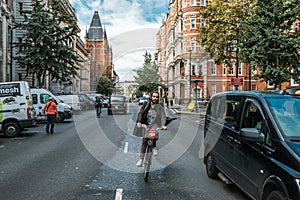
top-left (14, 0), bottom-right (82, 87)
top-left (199, 0), bottom-right (254, 65)
top-left (133, 52), bottom-right (164, 94)
top-left (96, 76), bottom-right (115, 96)
top-left (241, 0), bottom-right (300, 89)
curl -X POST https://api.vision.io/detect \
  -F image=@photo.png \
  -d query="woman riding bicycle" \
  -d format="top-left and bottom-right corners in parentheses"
top-left (135, 91), bottom-right (167, 167)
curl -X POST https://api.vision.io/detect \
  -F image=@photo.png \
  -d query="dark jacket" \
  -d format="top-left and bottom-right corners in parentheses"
top-left (136, 101), bottom-right (166, 127)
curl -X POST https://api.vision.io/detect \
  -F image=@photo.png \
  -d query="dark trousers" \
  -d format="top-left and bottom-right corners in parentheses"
top-left (140, 138), bottom-right (156, 159)
top-left (46, 114), bottom-right (56, 133)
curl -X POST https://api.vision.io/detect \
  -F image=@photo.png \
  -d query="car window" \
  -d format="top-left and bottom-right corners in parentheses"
top-left (207, 95), bottom-right (242, 130)
top-left (241, 100), bottom-right (263, 132)
top-left (111, 96), bottom-right (125, 102)
top-left (32, 94), bottom-right (38, 104)
top-left (267, 96), bottom-right (300, 137)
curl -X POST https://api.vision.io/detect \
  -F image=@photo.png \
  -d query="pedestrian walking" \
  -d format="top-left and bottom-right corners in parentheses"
top-left (43, 97), bottom-right (58, 134)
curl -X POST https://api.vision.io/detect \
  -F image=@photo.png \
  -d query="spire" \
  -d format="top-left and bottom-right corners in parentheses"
top-left (87, 11), bottom-right (103, 40)
top-left (103, 27), bottom-right (107, 39)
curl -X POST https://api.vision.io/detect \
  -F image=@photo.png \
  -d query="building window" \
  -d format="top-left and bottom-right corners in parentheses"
top-left (211, 84), bottom-right (216, 96)
top-left (223, 64), bottom-right (226, 75)
top-left (222, 84), bottom-right (226, 92)
top-left (192, 65), bottom-right (195, 75)
top-left (229, 85), bottom-right (234, 91)
top-left (191, 19), bottom-right (196, 29)
top-left (18, 37), bottom-right (22, 52)
top-left (211, 62), bottom-right (216, 75)
top-left (183, 42), bottom-right (186, 53)
top-left (238, 62), bottom-right (242, 75)
top-left (190, 41), bottom-right (196, 52)
top-left (190, 0), bottom-right (196, 6)
top-left (19, 2), bottom-right (23, 15)
top-left (252, 84), bottom-right (257, 91)
top-left (200, 0), bottom-right (206, 6)
top-left (183, 20), bottom-right (187, 30)
top-left (183, 0), bottom-right (187, 7)
top-left (229, 63), bottom-right (234, 75)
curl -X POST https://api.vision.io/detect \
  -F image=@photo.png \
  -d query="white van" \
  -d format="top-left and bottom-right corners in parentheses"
top-left (0, 81), bottom-right (36, 137)
top-left (56, 95), bottom-right (82, 112)
top-left (31, 88), bottom-right (72, 123)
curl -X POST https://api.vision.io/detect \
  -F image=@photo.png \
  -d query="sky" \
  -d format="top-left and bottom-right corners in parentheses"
top-left (69, 0), bottom-right (169, 81)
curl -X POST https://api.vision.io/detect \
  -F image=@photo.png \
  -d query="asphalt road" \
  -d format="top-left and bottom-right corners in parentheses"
top-left (0, 103), bottom-right (250, 200)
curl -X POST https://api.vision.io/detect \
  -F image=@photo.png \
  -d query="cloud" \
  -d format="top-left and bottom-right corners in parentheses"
top-left (69, 0), bottom-right (168, 78)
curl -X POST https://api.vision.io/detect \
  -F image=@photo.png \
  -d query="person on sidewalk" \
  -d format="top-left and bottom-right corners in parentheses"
top-left (44, 97), bottom-right (58, 134)
top-left (135, 91), bottom-right (167, 167)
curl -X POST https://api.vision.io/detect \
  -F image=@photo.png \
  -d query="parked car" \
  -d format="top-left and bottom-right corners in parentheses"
top-left (204, 91), bottom-right (300, 200)
top-left (76, 94), bottom-right (95, 110)
top-left (107, 95), bottom-right (127, 114)
top-left (138, 96), bottom-right (148, 105)
top-left (284, 87), bottom-right (300, 97)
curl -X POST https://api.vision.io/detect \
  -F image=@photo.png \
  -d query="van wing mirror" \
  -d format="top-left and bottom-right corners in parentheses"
top-left (240, 128), bottom-right (264, 143)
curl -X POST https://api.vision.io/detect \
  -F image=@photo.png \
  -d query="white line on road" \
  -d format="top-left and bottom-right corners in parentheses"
top-left (115, 188), bottom-right (123, 200)
top-left (124, 142), bottom-right (129, 154)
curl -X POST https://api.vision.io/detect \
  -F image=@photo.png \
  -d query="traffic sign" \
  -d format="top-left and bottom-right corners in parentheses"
top-left (231, 78), bottom-right (243, 86)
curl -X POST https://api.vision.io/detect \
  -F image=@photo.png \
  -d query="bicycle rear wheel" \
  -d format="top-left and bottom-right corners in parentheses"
top-left (144, 146), bottom-right (152, 182)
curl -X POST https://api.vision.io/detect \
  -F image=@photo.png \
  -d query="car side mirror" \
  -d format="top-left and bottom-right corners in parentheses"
top-left (240, 128), bottom-right (264, 143)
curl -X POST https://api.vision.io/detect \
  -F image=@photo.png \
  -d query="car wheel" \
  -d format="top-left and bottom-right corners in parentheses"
top-left (266, 190), bottom-right (285, 200)
top-left (206, 153), bottom-right (219, 178)
top-left (3, 122), bottom-right (21, 137)
top-left (56, 113), bottom-right (65, 123)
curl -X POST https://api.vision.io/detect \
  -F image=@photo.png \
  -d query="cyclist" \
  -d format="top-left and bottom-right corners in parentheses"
top-left (136, 91), bottom-right (167, 167)
top-left (95, 96), bottom-right (103, 117)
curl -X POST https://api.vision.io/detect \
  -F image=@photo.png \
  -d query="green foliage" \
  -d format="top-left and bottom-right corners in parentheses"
top-left (96, 76), bottom-right (115, 96)
top-left (14, 0), bottom-right (82, 87)
top-left (241, 0), bottom-right (300, 89)
top-left (133, 51), bottom-right (165, 94)
top-left (200, 0), bottom-right (300, 89)
top-left (199, 0), bottom-right (254, 65)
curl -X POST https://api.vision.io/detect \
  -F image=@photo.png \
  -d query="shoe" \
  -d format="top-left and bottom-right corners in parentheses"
top-left (153, 147), bottom-right (158, 156)
top-left (136, 159), bottom-right (143, 167)
top-left (46, 130), bottom-right (49, 134)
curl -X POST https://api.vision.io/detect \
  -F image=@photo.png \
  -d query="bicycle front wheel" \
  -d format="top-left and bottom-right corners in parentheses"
top-left (144, 146), bottom-right (152, 182)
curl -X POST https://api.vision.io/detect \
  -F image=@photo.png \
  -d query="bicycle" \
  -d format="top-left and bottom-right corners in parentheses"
top-left (141, 124), bottom-right (164, 182)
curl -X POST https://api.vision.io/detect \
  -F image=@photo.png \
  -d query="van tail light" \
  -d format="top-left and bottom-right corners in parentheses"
top-left (27, 107), bottom-right (32, 119)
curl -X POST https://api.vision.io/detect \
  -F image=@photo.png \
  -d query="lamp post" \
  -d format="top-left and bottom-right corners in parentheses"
top-left (189, 49), bottom-right (192, 99)
top-left (235, 26), bottom-right (239, 91)
top-left (193, 80), bottom-right (200, 113)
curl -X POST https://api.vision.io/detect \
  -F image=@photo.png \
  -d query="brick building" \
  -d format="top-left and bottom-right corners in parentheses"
top-left (84, 11), bottom-right (113, 91)
top-left (155, 0), bottom-right (262, 103)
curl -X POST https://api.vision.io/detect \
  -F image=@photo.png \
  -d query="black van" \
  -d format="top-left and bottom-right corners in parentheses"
top-left (203, 91), bottom-right (300, 200)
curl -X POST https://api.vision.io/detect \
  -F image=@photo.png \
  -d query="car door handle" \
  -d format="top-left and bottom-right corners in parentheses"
top-left (226, 135), bottom-right (233, 141)
top-left (234, 139), bottom-right (241, 145)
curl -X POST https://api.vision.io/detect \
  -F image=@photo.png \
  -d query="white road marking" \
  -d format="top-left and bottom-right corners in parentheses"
top-left (124, 142), bottom-right (128, 154)
top-left (115, 188), bottom-right (123, 200)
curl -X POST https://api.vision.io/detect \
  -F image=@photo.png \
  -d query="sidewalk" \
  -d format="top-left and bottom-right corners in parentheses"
top-left (167, 104), bottom-right (206, 116)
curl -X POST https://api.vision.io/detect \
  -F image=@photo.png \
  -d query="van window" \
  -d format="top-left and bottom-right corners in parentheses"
top-left (241, 100), bottom-right (263, 131)
top-left (207, 95), bottom-right (242, 129)
top-left (32, 94), bottom-right (38, 104)
top-left (220, 97), bottom-right (242, 129)
top-left (40, 94), bottom-right (51, 104)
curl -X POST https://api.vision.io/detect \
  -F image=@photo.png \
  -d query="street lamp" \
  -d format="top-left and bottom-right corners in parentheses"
top-left (189, 49), bottom-right (192, 98)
